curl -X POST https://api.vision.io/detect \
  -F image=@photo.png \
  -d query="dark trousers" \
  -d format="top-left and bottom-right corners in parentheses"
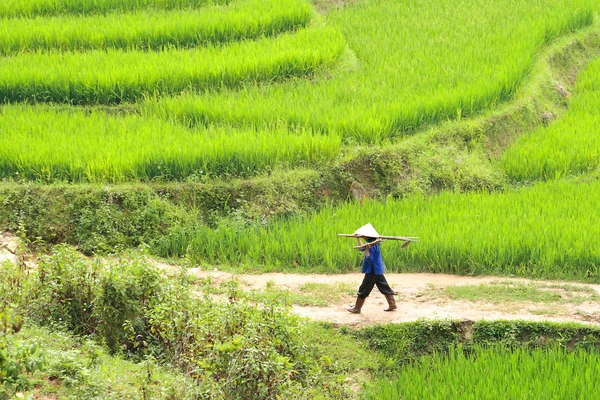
top-left (357, 273), bottom-right (396, 299)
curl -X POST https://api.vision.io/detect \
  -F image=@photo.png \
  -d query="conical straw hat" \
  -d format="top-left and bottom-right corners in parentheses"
top-left (353, 223), bottom-right (380, 238)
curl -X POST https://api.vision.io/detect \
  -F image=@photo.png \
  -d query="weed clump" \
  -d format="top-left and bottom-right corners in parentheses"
top-left (9, 246), bottom-right (351, 399)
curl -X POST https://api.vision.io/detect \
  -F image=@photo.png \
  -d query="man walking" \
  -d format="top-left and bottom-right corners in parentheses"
top-left (347, 224), bottom-right (397, 314)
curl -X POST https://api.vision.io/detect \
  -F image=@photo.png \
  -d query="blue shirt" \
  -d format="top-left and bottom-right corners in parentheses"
top-left (362, 243), bottom-right (385, 275)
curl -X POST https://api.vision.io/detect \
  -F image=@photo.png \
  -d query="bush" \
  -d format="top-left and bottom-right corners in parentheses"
top-left (0, 261), bottom-right (44, 399)
top-left (27, 247), bottom-right (101, 335)
top-left (147, 279), bottom-right (350, 399)
top-left (0, 337), bottom-right (44, 399)
top-left (11, 247), bottom-right (349, 399)
top-left (95, 254), bottom-right (169, 353)
top-left (25, 246), bottom-right (173, 354)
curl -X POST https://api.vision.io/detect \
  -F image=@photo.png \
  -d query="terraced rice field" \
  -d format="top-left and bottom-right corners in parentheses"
top-left (151, 0), bottom-right (594, 141)
top-left (364, 345), bottom-right (600, 399)
top-left (0, 0), bottom-right (346, 180)
top-left (501, 57), bottom-right (600, 181)
top-left (0, 106), bottom-right (340, 182)
top-left (164, 178), bottom-right (600, 279)
top-left (0, 0), bottom-right (312, 53)
top-left (0, 0), bottom-right (230, 17)
top-left (0, 27), bottom-right (344, 104)
top-left (5, 1), bottom-right (600, 399)
top-left (1, 0), bottom-right (600, 279)
top-left (0, 0), bottom-right (597, 180)
top-left (0, 0), bottom-right (344, 105)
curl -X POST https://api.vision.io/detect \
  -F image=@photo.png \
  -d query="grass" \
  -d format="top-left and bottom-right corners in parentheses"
top-left (0, 0), bottom-right (230, 17)
top-left (0, 0), bottom-right (311, 54)
top-left (501, 57), bottom-right (600, 181)
top-left (303, 322), bottom-right (389, 386)
top-left (361, 345), bottom-right (600, 399)
top-left (0, 26), bottom-right (345, 104)
top-left (245, 281), bottom-right (355, 307)
top-left (441, 281), bottom-right (599, 305)
top-left (162, 178), bottom-right (600, 280)
top-left (528, 307), bottom-right (562, 316)
top-left (298, 282), bottom-right (356, 303)
top-left (149, 0), bottom-right (595, 142)
top-left (197, 278), bottom-right (355, 307)
top-left (0, 106), bottom-right (341, 182)
top-left (12, 325), bottom-right (198, 399)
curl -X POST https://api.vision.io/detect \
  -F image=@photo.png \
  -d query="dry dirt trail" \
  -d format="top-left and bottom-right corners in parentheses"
top-left (186, 268), bottom-right (600, 327)
top-left (3, 230), bottom-right (599, 328)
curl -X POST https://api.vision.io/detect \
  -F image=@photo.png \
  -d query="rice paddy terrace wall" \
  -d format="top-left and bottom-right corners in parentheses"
top-left (358, 320), bottom-right (600, 399)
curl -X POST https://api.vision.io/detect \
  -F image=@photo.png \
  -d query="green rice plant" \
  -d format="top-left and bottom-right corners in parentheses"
top-left (0, 106), bottom-right (341, 182)
top-left (165, 179), bottom-right (600, 279)
top-left (0, 0), bottom-right (312, 54)
top-left (501, 58), bottom-right (600, 181)
top-left (362, 345), bottom-right (600, 399)
top-left (0, 26), bottom-right (345, 104)
top-left (0, 0), bottom-right (229, 17)
top-left (148, 0), bottom-right (595, 142)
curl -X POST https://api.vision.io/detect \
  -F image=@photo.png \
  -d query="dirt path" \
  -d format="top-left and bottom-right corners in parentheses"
top-left (186, 268), bottom-right (600, 327)
top-left (3, 230), bottom-right (599, 328)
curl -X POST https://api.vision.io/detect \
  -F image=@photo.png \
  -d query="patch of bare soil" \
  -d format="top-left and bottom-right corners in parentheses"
top-left (0, 231), bottom-right (18, 264)
top-left (184, 268), bottom-right (600, 327)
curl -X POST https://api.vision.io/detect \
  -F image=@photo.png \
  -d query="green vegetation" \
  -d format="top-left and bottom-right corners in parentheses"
top-left (210, 279), bottom-right (356, 307)
top-left (0, 0), bottom-right (229, 17)
top-left (1, 248), bottom-right (354, 399)
top-left (441, 281), bottom-right (599, 305)
top-left (355, 319), bottom-right (600, 362)
top-left (5, 325), bottom-right (199, 399)
top-left (0, 261), bottom-right (43, 399)
top-left (501, 57), bottom-right (600, 181)
top-left (4, 0), bottom-right (600, 397)
top-left (151, 0), bottom-right (594, 141)
top-left (0, 26), bottom-right (345, 104)
top-left (163, 178), bottom-right (600, 280)
top-left (4, 175), bottom-right (600, 281)
top-left (4, 249), bottom-right (600, 399)
top-left (0, 171), bottom-right (329, 254)
top-left (0, 0), bottom-right (311, 54)
top-left (362, 345), bottom-right (600, 399)
top-left (0, 106), bottom-right (340, 182)
top-left (354, 319), bottom-right (600, 399)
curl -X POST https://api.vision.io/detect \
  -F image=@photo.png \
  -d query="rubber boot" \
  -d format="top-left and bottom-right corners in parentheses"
top-left (384, 294), bottom-right (397, 312)
top-left (347, 297), bottom-right (366, 314)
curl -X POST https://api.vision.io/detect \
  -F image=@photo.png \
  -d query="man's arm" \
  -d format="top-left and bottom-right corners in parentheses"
top-left (356, 236), bottom-right (370, 257)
